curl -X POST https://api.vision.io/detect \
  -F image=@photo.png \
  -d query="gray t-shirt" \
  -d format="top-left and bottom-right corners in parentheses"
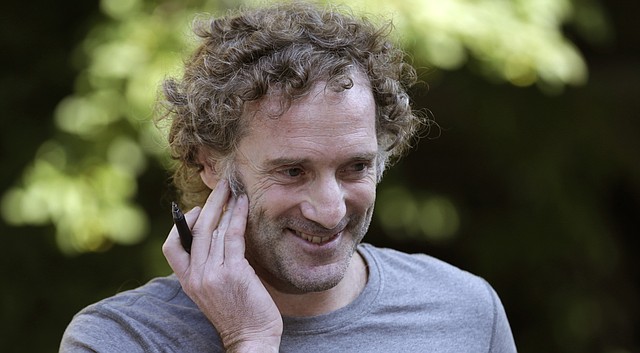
top-left (60, 244), bottom-right (517, 352)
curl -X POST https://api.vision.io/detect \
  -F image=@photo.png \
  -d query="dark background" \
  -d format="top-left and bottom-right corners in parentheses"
top-left (1, 0), bottom-right (638, 352)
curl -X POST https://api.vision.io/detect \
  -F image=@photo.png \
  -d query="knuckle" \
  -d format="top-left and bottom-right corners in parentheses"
top-left (190, 224), bottom-right (207, 237)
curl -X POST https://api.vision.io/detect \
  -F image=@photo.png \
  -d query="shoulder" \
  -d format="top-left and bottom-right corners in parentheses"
top-left (75, 275), bottom-right (188, 319)
top-left (60, 275), bottom-right (218, 352)
top-left (361, 244), bottom-right (485, 285)
top-left (359, 243), bottom-right (497, 312)
top-left (359, 244), bottom-right (516, 352)
top-left (359, 243), bottom-right (517, 352)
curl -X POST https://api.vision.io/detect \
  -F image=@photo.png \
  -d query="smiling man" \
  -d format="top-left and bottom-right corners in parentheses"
top-left (233, 76), bottom-right (377, 297)
top-left (60, 2), bottom-right (517, 352)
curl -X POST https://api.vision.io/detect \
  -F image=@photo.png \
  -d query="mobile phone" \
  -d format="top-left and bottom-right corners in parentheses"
top-left (171, 202), bottom-right (192, 253)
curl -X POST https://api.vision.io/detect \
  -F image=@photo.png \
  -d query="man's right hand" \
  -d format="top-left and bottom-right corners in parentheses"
top-left (163, 179), bottom-right (283, 352)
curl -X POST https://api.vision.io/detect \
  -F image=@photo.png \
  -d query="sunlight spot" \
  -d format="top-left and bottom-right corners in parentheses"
top-left (419, 196), bottom-right (460, 241)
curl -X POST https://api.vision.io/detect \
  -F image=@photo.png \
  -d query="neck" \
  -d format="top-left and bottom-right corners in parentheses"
top-left (264, 251), bottom-right (368, 317)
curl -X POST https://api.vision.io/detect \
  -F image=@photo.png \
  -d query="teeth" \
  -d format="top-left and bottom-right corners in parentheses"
top-left (296, 231), bottom-right (329, 244)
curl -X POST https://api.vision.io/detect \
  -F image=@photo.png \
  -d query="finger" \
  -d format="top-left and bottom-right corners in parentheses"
top-left (163, 206), bottom-right (202, 276)
top-left (209, 196), bottom-right (237, 264)
top-left (190, 179), bottom-right (230, 267)
top-left (217, 196), bottom-right (237, 236)
top-left (223, 194), bottom-right (249, 265)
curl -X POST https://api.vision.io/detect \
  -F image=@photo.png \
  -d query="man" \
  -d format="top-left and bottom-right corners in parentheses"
top-left (61, 2), bottom-right (517, 352)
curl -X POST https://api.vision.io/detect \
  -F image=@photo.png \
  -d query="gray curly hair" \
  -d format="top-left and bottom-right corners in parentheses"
top-left (159, 2), bottom-right (423, 208)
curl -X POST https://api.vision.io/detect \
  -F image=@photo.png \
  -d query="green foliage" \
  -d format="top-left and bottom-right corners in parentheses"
top-left (2, 0), bottom-right (204, 253)
top-left (376, 186), bottom-right (460, 242)
top-left (349, 0), bottom-right (605, 91)
top-left (2, 0), bottom-right (605, 254)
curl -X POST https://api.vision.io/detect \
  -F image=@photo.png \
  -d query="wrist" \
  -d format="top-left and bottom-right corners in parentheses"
top-left (217, 312), bottom-right (283, 352)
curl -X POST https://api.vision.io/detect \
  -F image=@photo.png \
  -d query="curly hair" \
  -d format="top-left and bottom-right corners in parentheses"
top-left (160, 1), bottom-right (423, 208)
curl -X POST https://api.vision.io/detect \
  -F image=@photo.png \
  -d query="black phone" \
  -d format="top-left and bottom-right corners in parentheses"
top-left (171, 202), bottom-right (193, 253)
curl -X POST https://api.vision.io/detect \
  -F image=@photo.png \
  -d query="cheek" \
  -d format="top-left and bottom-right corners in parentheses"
top-left (239, 167), bottom-right (276, 210)
top-left (248, 183), bottom-right (298, 218)
top-left (247, 179), bottom-right (269, 205)
top-left (346, 182), bottom-right (377, 211)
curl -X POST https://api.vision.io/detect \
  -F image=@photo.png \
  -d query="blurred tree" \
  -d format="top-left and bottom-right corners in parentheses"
top-left (2, 0), bottom-right (604, 254)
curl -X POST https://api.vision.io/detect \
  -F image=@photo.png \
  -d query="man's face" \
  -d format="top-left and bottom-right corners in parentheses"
top-left (235, 75), bottom-right (378, 294)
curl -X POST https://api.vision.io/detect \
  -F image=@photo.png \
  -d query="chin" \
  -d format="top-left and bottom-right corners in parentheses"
top-left (289, 273), bottom-right (344, 294)
top-left (256, 258), bottom-right (350, 295)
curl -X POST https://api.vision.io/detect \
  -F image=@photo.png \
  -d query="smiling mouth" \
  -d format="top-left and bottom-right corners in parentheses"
top-left (290, 229), bottom-right (339, 244)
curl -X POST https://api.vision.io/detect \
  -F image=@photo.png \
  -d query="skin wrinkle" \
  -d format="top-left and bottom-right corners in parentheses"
top-left (212, 74), bottom-right (377, 305)
top-left (244, 153), bottom-right (376, 237)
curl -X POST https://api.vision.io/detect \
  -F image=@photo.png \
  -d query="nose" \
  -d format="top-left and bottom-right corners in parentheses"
top-left (300, 175), bottom-right (347, 230)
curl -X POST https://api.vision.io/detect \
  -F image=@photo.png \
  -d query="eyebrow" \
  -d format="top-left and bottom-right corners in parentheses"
top-left (261, 152), bottom-right (379, 170)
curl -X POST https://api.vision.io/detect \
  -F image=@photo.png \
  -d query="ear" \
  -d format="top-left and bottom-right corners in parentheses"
top-left (197, 149), bottom-right (219, 189)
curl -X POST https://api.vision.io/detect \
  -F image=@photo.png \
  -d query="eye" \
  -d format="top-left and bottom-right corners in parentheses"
top-left (282, 167), bottom-right (304, 178)
top-left (342, 161), bottom-right (373, 176)
top-left (351, 162), bottom-right (367, 172)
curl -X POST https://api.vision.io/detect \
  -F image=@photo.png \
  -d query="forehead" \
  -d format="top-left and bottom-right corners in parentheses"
top-left (239, 78), bottom-right (378, 161)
